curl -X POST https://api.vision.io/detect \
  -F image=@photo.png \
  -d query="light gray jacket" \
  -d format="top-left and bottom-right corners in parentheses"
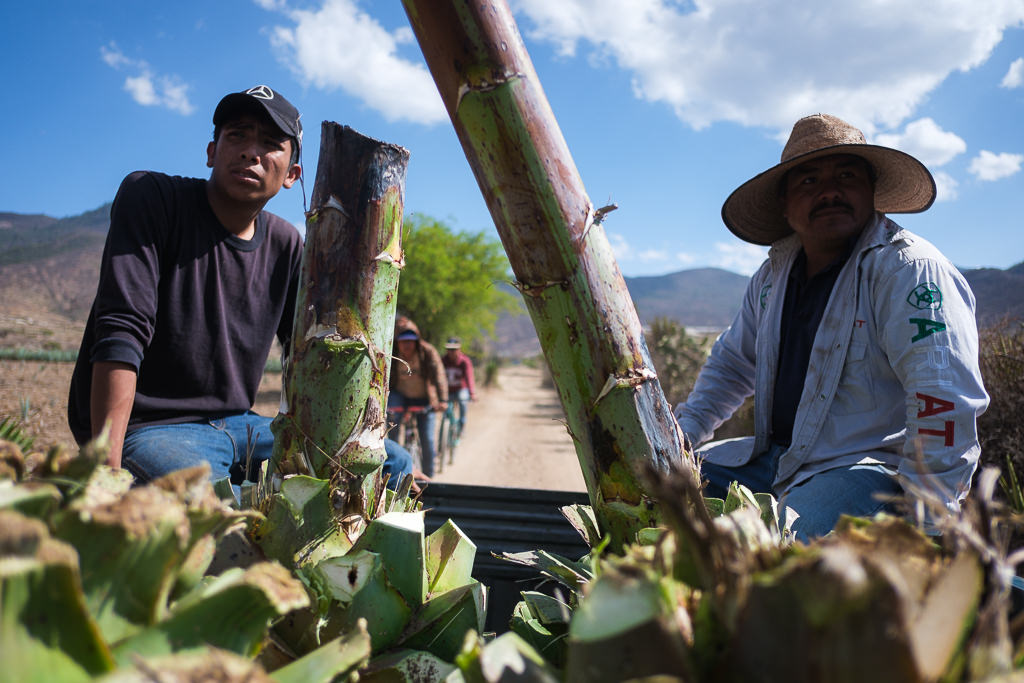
top-left (674, 214), bottom-right (988, 510)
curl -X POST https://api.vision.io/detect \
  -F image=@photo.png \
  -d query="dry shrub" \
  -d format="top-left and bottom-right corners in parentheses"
top-left (646, 317), bottom-right (755, 440)
top-left (976, 319), bottom-right (1024, 508)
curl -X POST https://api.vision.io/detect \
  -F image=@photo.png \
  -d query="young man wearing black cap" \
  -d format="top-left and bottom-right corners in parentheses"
top-left (68, 85), bottom-right (303, 485)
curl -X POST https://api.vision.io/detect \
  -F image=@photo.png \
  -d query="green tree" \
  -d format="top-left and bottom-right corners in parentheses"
top-left (397, 213), bottom-right (519, 347)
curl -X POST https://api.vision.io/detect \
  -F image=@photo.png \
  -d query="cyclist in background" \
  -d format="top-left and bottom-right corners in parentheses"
top-left (443, 337), bottom-right (476, 437)
top-left (388, 316), bottom-right (447, 477)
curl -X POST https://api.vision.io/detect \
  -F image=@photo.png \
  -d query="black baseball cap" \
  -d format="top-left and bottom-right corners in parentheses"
top-left (213, 85), bottom-right (302, 144)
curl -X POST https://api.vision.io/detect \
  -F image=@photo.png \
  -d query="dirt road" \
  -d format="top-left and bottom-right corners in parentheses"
top-left (3, 360), bottom-right (586, 493)
top-left (430, 364), bottom-right (585, 492)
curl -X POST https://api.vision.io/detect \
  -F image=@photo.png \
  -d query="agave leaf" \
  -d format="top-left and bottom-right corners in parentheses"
top-left (341, 560), bottom-right (413, 652)
top-left (906, 550), bottom-right (983, 681)
top-left (567, 567), bottom-right (694, 681)
top-left (96, 647), bottom-right (272, 682)
top-left (270, 618), bottom-right (372, 683)
top-left (52, 484), bottom-right (191, 643)
top-left (0, 479), bottom-right (62, 519)
top-left (426, 518), bottom-right (477, 595)
top-left (453, 631), bottom-right (560, 683)
top-left (520, 591), bottom-right (572, 627)
top-left (254, 475), bottom-right (351, 567)
top-left (307, 549), bottom-right (380, 604)
top-left (400, 581), bottom-right (486, 661)
top-left (497, 550), bottom-right (592, 592)
top-left (352, 511), bottom-right (427, 606)
top-left (111, 561), bottom-right (309, 663)
top-left (560, 504), bottom-right (601, 547)
top-left (510, 600), bottom-right (568, 668)
top-left (0, 510), bottom-right (114, 679)
top-left (362, 647), bottom-right (456, 682)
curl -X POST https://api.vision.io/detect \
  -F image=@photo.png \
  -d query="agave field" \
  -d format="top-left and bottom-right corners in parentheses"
top-left (4, 1), bottom-right (1024, 681)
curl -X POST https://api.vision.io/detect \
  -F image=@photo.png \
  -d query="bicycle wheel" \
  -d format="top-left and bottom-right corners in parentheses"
top-left (443, 407), bottom-right (457, 466)
top-left (437, 411), bottom-right (449, 473)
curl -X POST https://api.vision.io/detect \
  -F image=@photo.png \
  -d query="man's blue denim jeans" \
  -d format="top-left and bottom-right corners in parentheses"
top-left (699, 442), bottom-right (901, 542)
top-left (122, 411), bottom-right (413, 489)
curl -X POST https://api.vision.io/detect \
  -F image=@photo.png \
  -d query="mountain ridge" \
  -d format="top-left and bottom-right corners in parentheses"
top-left (1, 206), bottom-right (1020, 358)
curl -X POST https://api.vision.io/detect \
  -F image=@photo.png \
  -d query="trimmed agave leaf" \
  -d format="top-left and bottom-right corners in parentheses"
top-left (520, 591), bottom-right (572, 627)
top-left (362, 647), bottom-right (456, 682)
top-left (111, 561), bottom-right (309, 664)
top-left (905, 550), bottom-right (982, 681)
top-left (567, 565), bottom-right (694, 681)
top-left (400, 581), bottom-right (486, 661)
top-left (453, 630), bottom-right (560, 683)
top-left (270, 618), bottom-right (372, 683)
top-left (52, 484), bottom-right (192, 644)
top-left (339, 559), bottom-right (414, 652)
top-left (560, 504), bottom-right (601, 548)
top-left (426, 518), bottom-right (476, 595)
top-left (510, 600), bottom-right (567, 668)
top-left (212, 475), bottom-right (236, 503)
top-left (636, 526), bottom-right (666, 546)
top-left (352, 511), bottom-right (428, 606)
top-left (254, 475), bottom-right (351, 566)
top-left (96, 647), bottom-right (273, 682)
top-left (0, 479), bottom-right (62, 519)
top-left (307, 549), bottom-right (380, 604)
top-left (497, 550), bottom-right (592, 592)
top-left (702, 497), bottom-right (726, 517)
top-left (0, 510), bottom-right (114, 679)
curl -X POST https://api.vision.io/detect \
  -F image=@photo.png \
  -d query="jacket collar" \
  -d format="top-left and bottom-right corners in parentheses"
top-left (766, 212), bottom-right (899, 270)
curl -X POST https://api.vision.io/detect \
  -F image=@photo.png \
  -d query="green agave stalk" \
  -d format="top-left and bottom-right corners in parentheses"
top-left (270, 122), bottom-right (409, 508)
top-left (402, 0), bottom-right (692, 551)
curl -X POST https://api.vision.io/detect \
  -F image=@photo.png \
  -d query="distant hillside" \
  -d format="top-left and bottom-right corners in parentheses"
top-left (0, 206), bottom-right (1020, 358)
top-left (0, 205), bottom-right (110, 267)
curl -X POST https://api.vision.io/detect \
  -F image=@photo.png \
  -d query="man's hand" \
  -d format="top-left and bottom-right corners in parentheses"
top-left (91, 361), bottom-right (137, 468)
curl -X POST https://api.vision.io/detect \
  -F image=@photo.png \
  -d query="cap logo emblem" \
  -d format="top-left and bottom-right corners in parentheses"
top-left (246, 85), bottom-right (274, 100)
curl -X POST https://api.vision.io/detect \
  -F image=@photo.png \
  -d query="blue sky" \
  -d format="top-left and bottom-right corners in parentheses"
top-left (2, 0), bottom-right (1022, 277)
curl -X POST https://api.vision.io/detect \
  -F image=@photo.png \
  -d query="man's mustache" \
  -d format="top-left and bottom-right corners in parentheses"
top-left (810, 199), bottom-right (854, 218)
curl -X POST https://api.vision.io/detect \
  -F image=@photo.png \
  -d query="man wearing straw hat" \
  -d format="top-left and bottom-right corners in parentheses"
top-left (674, 113), bottom-right (988, 541)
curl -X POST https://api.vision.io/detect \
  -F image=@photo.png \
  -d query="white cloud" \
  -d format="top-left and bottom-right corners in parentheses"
top-left (253, 0), bottom-right (287, 9)
top-left (266, 0), bottom-right (446, 125)
top-left (712, 241), bottom-right (768, 275)
top-left (872, 118), bottom-right (966, 168)
top-left (1001, 57), bottom-right (1024, 88)
top-left (968, 150), bottom-right (1024, 181)
top-left (512, 0), bottom-right (1024, 134)
top-left (933, 171), bottom-right (959, 201)
top-left (100, 43), bottom-right (194, 115)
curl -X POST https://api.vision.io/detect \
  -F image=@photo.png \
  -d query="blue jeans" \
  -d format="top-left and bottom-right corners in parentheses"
top-left (700, 442), bottom-right (901, 542)
top-left (387, 393), bottom-right (438, 477)
top-left (122, 412), bottom-right (413, 490)
top-left (452, 387), bottom-right (470, 433)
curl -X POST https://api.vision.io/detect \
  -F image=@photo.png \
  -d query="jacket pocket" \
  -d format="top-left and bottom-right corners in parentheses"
top-left (830, 341), bottom-right (874, 416)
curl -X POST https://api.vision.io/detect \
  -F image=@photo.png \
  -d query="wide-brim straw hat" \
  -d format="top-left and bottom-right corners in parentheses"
top-left (721, 113), bottom-right (936, 245)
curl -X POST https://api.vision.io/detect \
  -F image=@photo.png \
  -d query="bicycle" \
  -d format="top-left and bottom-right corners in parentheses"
top-left (387, 404), bottom-right (427, 474)
top-left (437, 401), bottom-right (460, 472)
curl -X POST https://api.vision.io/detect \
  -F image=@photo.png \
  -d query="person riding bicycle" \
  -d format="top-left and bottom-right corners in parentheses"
top-left (443, 337), bottom-right (476, 437)
top-left (388, 317), bottom-right (448, 477)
